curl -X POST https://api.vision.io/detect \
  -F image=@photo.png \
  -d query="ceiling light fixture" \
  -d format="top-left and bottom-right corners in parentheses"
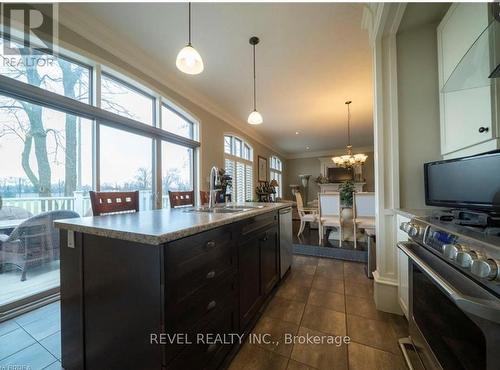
top-left (332, 101), bottom-right (368, 168)
top-left (176, 2), bottom-right (204, 75)
top-left (295, 131), bottom-right (300, 135)
top-left (247, 36), bottom-right (263, 125)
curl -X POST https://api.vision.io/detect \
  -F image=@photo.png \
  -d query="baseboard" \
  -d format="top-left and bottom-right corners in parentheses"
top-left (373, 270), bottom-right (403, 315)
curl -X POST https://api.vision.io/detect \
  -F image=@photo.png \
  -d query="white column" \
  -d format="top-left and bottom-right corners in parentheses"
top-left (363, 3), bottom-right (406, 315)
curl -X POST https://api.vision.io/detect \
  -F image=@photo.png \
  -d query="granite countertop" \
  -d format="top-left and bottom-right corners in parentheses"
top-left (394, 208), bottom-right (437, 219)
top-left (54, 202), bottom-right (290, 246)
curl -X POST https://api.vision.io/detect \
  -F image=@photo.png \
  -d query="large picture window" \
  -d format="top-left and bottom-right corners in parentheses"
top-left (99, 126), bottom-right (154, 210)
top-left (0, 33), bottom-right (200, 314)
top-left (224, 135), bottom-right (253, 202)
top-left (101, 73), bottom-right (155, 125)
top-left (0, 37), bottom-right (91, 103)
top-left (0, 96), bottom-right (93, 310)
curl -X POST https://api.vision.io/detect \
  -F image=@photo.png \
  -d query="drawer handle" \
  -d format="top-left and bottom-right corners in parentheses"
top-left (206, 241), bottom-right (216, 249)
top-left (260, 233), bottom-right (268, 242)
top-left (206, 300), bottom-right (217, 311)
top-left (206, 270), bottom-right (216, 279)
top-left (207, 343), bottom-right (218, 353)
top-left (479, 126), bottom-right (489, 133)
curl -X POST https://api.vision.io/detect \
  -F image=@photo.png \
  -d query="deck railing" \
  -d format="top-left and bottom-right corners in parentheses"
top-left (2, 190), bottom-right (163, 217)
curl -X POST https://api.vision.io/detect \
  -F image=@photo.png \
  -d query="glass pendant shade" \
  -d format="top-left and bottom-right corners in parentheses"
top-left (247, 110), bottom-right (263, 125)
top-left (176, 45), bottom-right (204, 75)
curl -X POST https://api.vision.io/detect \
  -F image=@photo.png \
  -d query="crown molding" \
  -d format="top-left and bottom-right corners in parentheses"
top-left (57, 5), bottom-right (285, 157)
top-left (287, 145), bottom-right (374, 160)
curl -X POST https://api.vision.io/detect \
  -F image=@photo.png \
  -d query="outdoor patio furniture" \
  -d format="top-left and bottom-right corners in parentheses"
top-left (0, 206), bottom-right (33, 221)
top-left (0, 210), bottom-right (79, 281)
top-left (90, 191), bottom-right (140, 216)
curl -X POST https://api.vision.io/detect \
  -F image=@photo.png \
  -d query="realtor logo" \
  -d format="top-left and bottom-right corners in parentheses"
top-left (1, 3), bottom-right (58, 55)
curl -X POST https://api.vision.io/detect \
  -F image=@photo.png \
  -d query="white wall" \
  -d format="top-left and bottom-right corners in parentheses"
top-left (396, 21), bottom-right (442, 209)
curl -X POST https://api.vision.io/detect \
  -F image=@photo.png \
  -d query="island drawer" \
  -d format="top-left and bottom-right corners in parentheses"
top-left (166, 273), bottom-right (237, 333)
top-left (166, 225), bottom-right (235, 264)
top-left (166, 305), bottom-right (238, 370)
top-left (240, 212), bottom-right (277, 236)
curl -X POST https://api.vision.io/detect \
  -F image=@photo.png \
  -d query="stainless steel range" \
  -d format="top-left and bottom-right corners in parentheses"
top-left (397, 216), bottom-right (500, 370)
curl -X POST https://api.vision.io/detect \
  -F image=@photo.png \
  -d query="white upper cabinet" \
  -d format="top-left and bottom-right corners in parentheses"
top-left (437, 3), bottom-right (499, 158)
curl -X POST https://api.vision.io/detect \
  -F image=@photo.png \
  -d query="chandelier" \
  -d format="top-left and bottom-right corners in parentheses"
top-left (332, 101), bottom-right (368, 168)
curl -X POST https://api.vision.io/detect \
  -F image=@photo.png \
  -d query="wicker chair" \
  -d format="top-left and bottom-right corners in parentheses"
top-left (0, 210), bottom-right (79, 281)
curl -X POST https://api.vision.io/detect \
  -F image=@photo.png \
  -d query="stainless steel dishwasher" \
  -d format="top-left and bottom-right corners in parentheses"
top-left (279, 207), bottom-right (293, 278)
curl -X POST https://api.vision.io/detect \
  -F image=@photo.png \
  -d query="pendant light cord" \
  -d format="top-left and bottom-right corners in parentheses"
top-left (346, 101), bottom-right (351, 147)
top-left (253, 43), bottom-right (257, 111)
top-left (188, 2), bottom-right (192, 45)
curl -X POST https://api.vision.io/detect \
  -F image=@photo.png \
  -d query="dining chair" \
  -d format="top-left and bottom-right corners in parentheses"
top-left (353, 192), bottom-right (376, 248)
top-left (168, 190), bottom-right (195, 208)
top-left (89, 191), bottom-right (140, 216)
top-left (295, 192), bottom-right (317, 238)
top-left (318, 192), bottom-right (342, 246)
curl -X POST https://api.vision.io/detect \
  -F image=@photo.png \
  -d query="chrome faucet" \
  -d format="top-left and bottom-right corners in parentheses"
top-left (209, 166), bottom-right (221, 209)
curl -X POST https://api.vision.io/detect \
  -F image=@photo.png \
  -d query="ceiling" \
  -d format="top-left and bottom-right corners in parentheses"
top-left (61, 3), bottom-right (373, 155)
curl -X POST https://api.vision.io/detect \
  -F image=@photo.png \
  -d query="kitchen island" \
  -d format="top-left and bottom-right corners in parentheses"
top-left (54, 203), bottom-right (291, 370)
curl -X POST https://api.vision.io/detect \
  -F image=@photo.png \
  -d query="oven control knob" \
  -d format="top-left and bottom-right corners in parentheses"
top-left (408, 225), bottom-right (419, 238)
top-left (471, 259), bottom-right (499, 281)
top-left (456, 250), bottom-right (478, 269)
top-left (442, 243), bottom-right (462, 260)
top-left (400, 222), bottom-right (411, 232)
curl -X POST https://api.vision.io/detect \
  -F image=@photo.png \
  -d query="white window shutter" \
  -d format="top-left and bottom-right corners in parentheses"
top-left (245, 164), bottom-right (253, 201)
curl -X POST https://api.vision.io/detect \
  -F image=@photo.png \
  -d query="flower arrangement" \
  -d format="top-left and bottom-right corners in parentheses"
top-left (339, 180), bottom-right (355, 207)
top-left (314, 174), bottom-right (329, 184)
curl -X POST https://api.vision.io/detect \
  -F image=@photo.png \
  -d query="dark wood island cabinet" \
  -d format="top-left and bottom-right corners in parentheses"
top-left (55, 204), bottom-right (290, 370)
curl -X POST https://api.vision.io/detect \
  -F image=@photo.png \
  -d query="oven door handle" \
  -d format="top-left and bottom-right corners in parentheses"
top-left (398, 242), bottom-right (500, 324)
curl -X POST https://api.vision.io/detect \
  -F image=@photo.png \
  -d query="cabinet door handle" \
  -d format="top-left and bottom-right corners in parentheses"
top-left (206, 300), bottom-right (217, 311)
top-left (206, 270), bottom-right (216, 279)
top-left (479, 126), bottom-right (489, 133)
top-left (260, 232), bottom-right (268, 242)
top-left (205, 241), bottom-right (216, 249)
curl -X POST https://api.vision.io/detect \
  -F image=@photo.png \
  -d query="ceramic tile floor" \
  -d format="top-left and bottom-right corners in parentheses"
top-left (0, 255), bottom-right (408, 370)
top-left (0, 301), bottom-right (62, 369)
top-left (229, 255), bottom-right (409, 370)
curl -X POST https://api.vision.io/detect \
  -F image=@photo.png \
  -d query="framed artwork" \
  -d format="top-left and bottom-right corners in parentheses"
top-left (258, 156), bottom-right (268, 182)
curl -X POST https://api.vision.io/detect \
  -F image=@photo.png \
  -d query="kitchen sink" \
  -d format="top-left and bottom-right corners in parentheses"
top-left (184, 204), bottom-right (263, 213)
top-left (185, 207), bottom-right (246, 214)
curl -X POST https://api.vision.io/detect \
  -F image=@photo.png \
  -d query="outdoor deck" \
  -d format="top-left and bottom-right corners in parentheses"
top-left (0, 261), bottom-right (59, 308)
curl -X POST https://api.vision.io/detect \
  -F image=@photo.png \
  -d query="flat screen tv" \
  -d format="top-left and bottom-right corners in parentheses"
top-left (424, 150), bottom-right (500, 212)
top-left (328, 167), bottom-right (353, 182)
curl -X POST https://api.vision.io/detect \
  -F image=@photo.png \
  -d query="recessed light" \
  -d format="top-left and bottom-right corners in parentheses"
top-left (306, 146), bottom-right (310, 150)
top-left (295, 131), bottom-right (299, 135)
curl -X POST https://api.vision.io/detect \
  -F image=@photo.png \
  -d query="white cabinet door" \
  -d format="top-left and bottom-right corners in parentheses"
top-left (438, 3), bottom-right (493, 156)
top-left (396, 215), bottom-right (410, 319)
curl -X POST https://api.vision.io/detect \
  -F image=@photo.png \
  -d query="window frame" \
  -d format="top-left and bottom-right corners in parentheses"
top-left (223, 134), bottom-right (254, 202)
top-left (161, 102), bottom-right (195, 140)
top-left (0, 32), bottom-right (204, 315)
top-left (100, 71), bottom-right (156, 127)
top-left (269, 155), bottom-right (283, 198)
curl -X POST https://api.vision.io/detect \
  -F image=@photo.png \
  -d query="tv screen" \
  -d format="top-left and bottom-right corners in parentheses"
top-left (424, 151), bottom-right (500, 211)
top-left (328, 167), bottom-right (353, 182)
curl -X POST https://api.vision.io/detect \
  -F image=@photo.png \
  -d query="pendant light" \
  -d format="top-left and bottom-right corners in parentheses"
top-left (332, 101), bottom-right (368, 168)
top-left (247, 36), bottom-right (263, 125)
top-left (176, 2), bottom-right (204, 75)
